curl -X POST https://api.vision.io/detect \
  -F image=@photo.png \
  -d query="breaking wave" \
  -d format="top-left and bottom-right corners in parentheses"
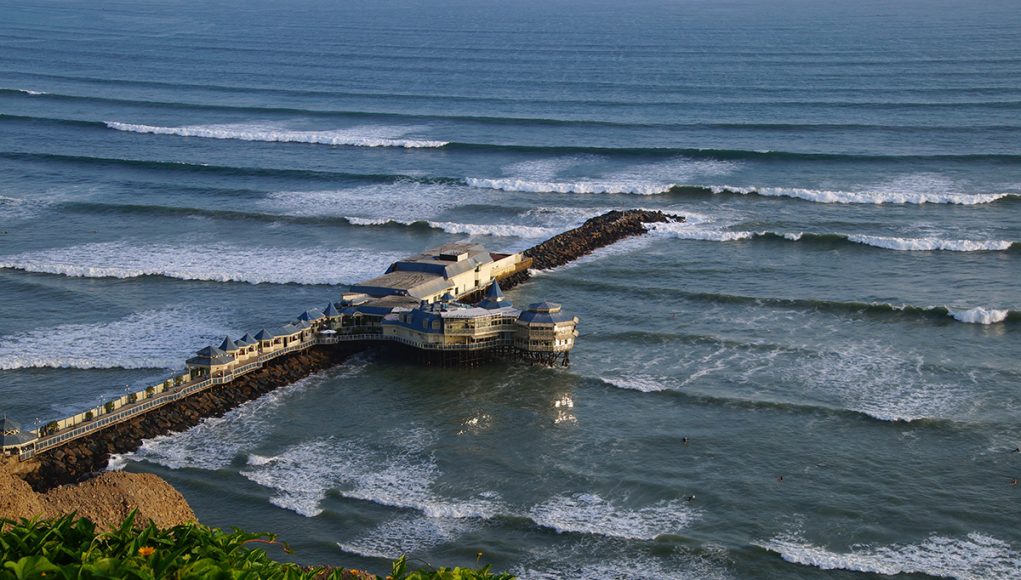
top-left (467, 177), bottom-right (675, 196)
top-left (758, 530), bottom-right (1021, 579)
top-left (240, 431), bottom-right (501, 519)
top-left (0, 308), bottom-right (234, 370)
top-left (104, 121), bottom-right (448, 148)
top-left (337, 515), bottom-right (479, 560)
top-left (845, 234), bottom-right (1014, 251)
top-left (708, 185), bottom-right (1015, 205)
top-left (465, 177), bottom-right (1016, 204)
top-left (948, 307), bottom-right (1011, 325)
top-left (645, 222), bottom-right (1017, 252)
top-left (0, 242), bottom-right (403, 285)
top-left (122, 367), bottom-right (364, 471)
top-left (528, 493), bottom-right (700, 540)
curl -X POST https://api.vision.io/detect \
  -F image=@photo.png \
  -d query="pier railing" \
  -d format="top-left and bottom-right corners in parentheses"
top-left (18, 336), bottom-right (326, 460)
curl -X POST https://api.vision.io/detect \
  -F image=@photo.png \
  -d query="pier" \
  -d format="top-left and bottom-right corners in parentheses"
top-left (2, 209), bottom-right (681, 489)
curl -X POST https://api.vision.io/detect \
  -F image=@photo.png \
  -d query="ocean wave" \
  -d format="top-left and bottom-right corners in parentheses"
top-left (337, 515), bottom-right (479, 560)
top-left (645, 222), bottom-right (1017, 252)
top-left (0, 242), bottom-right (402, 285)
top-left (105, 121), bottom-right (448, 148)
top-left (123, 368), bottom-right (362, 471)
top-left (0, 308), bottom-right (233, 370)
top-left (516, 545), bottom-right (731, 580)
top-left (467, 177), bottom-right (675, 195)
top-left (708, 185), bottom-right (1015, 205)
top-left (846, 234), bottom-right (1014, 251)
top-left (528, 493), bottom-right (699, 541)
top-left (758, 530), bottom-right (1021, 579)
top-left (127, 386), bottom-right (313, 470)
top-left (948, 307), bottom-right (1011, 325)
top-left (241, 430), bottom-right (501, 519)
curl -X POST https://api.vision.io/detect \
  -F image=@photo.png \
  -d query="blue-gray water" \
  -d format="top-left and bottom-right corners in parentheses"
top-left (1, 0), bottom-right (1020, 577)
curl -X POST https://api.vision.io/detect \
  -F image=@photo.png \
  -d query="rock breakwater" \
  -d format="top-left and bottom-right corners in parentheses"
top-left (501, 209), bottom-right (681, 290)
top-left (23, 347), bottom-right (358, 492)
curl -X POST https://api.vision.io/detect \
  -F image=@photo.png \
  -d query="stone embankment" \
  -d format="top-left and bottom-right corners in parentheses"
top-left (23, 347), bottom-right (358, 493)
top-left (499, 209), bottom-right (681, 291)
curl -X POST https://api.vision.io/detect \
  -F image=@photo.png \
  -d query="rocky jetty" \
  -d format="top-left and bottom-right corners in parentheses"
top-left (498, 209), bottom-right (681, 290)
top-left (23, 346), bottom-right (358, 492)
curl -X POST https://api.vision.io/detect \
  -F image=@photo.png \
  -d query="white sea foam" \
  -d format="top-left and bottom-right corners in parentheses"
top-left (468, 157), bottom-right (735, 196)
top-left (647, 222), bottom-right (1016, 252)
top-left (602, 375), bottom-right (669, 393)
top-left (241, 429), bottom-right (501, 519)
top-left (123, 371), bottom-right (342, 471)
top-left (646, 222), bottom-right (756, 242)
top-left (0, 308), bottom-right (233, 370)
top-left (787, 340), bottom-right (970, 422)
top-left (0, 194), bottom-right (52, 221)
top-left (528, 493), bottom-right (699, 540)
top-left (759, 530), bottom-right (1021, 579)
top-left (848, 235), bottom-right (1013, 251)
top-left (105, 122), bottom-right (448, 148)
top-left (516, 549), bottom-right (731, 580)
top-left (0, 242), bottom-right (402, 285)
top-left (105, 454), bottom-right (128, 471)
top-left (16, 89), bottom-right (47, 95)
top-left (710, 185), bottom-right (1012, 205)
top-left (949, 307), bottom-right (1010, 325)
top-left (337, 514), bottom-right (478, 560)
top-left (426, 221), bottom-right (553, 238)
top-left (467, 177), bottom-right (676, 195)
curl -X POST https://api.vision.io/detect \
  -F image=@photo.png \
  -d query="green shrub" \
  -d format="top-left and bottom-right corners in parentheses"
top-left (0, 512), bottom-right (514, 579)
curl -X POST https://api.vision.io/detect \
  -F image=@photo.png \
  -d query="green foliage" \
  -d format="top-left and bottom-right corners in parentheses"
top-left (83, 411), bottom-right (93, 421)
top-left (103, 402), bottom-right (115, 413)
top-left (0, 512), bottom-right (514, 580)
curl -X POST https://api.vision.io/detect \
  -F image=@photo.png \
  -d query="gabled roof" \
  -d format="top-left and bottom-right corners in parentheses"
top-left (323, 303), bottom-right (341, 317)
top-left (1, 417), bottom-right (36, 448)
top-left (237, 333), bottom-right (256, 346)
top-left (440, 292), bottom-right (457, 303)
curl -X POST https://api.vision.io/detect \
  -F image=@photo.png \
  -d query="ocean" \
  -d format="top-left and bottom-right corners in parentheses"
top-left (1, 0), bottom-right (1019, 577)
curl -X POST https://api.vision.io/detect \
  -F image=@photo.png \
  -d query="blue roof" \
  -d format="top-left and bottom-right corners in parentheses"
top-left (1, 417), bottom-right (35, 447)
top-left (486, 282), bottom-right (505, 299)
top-left (297, 308), bottom-right (325, 321)
top-left (478, 282), bottom-right (510, 309)
top-left (254, 329), bottom-right (277, 340)
top-left (323, 303), bottom-right (341, 317)
top-left (519, 302), bottom-right (574, 324)
top-left (237, 333), bottom-right (255, 346)
top-left (383, 306), bottom-right (444, 334)
top-left (440, 292), bottom-right (457, 302)
top-left (219, 336), bottom-right (240, 352)
top-left (187, 345), bottom-right (234, 367)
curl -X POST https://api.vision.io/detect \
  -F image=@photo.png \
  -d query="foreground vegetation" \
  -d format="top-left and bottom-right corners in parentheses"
top-left (1, 513), bottom-right (514, 579)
